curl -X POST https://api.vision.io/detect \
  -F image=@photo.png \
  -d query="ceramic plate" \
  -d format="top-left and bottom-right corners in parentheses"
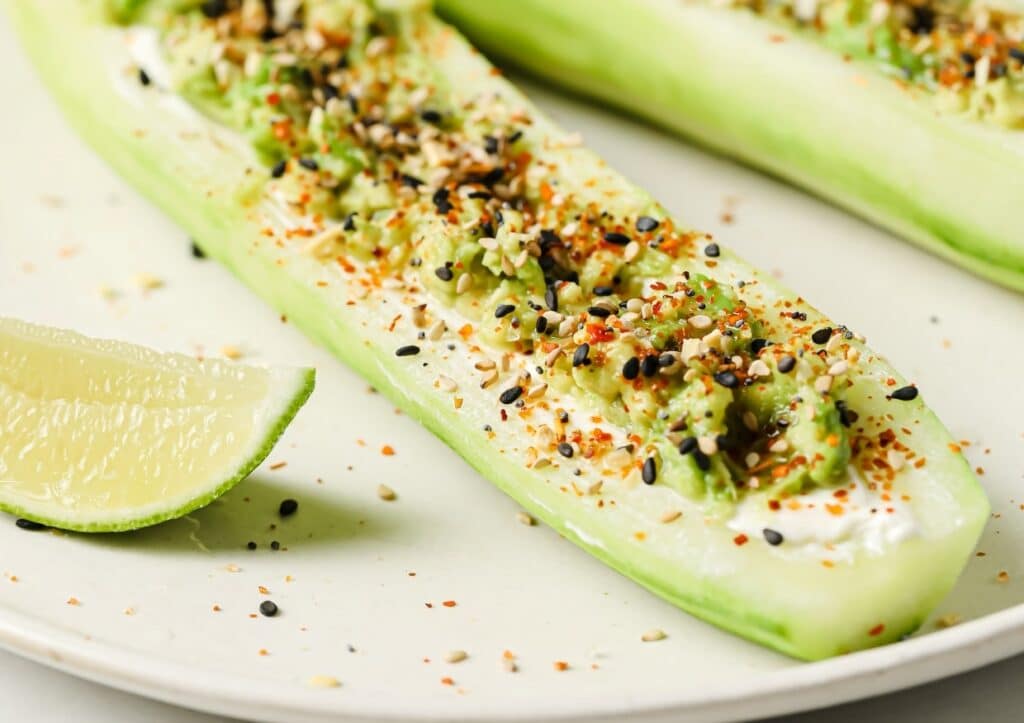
top-left (2, 15), bottom-right (1023, 723)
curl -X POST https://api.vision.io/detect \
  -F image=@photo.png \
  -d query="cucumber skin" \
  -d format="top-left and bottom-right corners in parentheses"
top-left (436, 0), bottom-right (1024, 292)
top-left (6, 0), bottom-right (988, 660)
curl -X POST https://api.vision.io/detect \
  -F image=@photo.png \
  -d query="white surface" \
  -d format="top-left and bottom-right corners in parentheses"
top-left (3, 11), bottom-right (1024, 723)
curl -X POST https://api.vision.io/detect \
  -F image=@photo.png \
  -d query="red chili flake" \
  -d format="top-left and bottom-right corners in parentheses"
top-left (868, 624), bottom-right (885, 637)
top-left (442, 600), bottom-right (457, 608)
top-left (441, 677), bottom-right (454, 686)
top-left (553, 661), bottom-right (569, 671)
top-left (768, 500), bottom-right (781, 511)
top-left (733, 534), bottom-right (749, 546)
top-left (266, 91), bottom-right (281, 106)
top-left (381, 445), bottom-right (395, 456)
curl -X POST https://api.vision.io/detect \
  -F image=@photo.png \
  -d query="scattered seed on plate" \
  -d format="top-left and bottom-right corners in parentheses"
top-left (15, 518), bottom-right (46, 531)
top-left (516, 511), bottom-right (535, 526)
top-left (307, 675), bottom-right (341, 688)
top-left (259, 600), bottom-right (279, 617)
top-left (377, 484), bottom-right (397, 501)
top-left (279, 499), bottom-right (298, 517)
top-left (641, 628), bottom-right (667, 642)
top-left (444, 650), bottom-right (468, 664)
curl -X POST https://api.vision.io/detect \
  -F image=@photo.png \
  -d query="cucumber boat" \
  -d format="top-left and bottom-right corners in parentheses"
top-left (437, 0), bottom-right (1024, 292)
top-left (7, 0), bottom-right (988, 660)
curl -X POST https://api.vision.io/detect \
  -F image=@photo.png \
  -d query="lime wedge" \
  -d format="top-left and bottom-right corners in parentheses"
top-left (0, 317), bottom-right (314, 532)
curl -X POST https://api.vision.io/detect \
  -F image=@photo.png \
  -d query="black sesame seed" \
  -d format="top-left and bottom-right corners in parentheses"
top-left (603, 231), bottom-right (631, 246)
top-left (483, 135), bottom-right (499, 154)
top-left (200, 0), bottom-right (228, 18)
top-left (190, 240), bottom-right (206, 259)
top-left (642, 457), bottom-right (657, 485)
top-left (508, 130), bottom-right (523, 144)
top-left (777, 355), bottom-right (796, 373)
top-left (960, 51), bottom-right (976, 65)
top-left (298, 157), bottom-right (319, 172)
top-left (890, 385), bottom-right (919, 401)
top-left (713, 371), bottom-right (739, 388)
top-left (499, 386), bottom-right (523, 404)
top-left (279, 499), bottom-right (298, 517)
top-left (557, 442), bottom-right (574, 458)
top-left (704, 243), bottom-right (720, 258)
top-left (539, 229), bottom-right (560, 249)
top-left (420, 109), bottom-right (442, 124)
top-left (908, 4), bottom-right (934, 34)
top-left (693, 449), bottom-right (712, 471)
top-left (432, 187), bottom-right (452, 214)
top-left (15, 518), bottom-right (46, 531)
top-left (593, 285), bottom-right (614, 296)
top-left (138, 68), bottom-right (151, 86)
top-left (572, 343), bottom-right (591, 367)
top-left (545, 285), bottom-right (558, 312)
top-left (270, 160), bottom-right (287, 178)
top-left (343, 212), bottom-right (357, 231)
top-left (678, 437), bottom-right (698, 455)
top-left (246, 541), bottom-right (257, 550)
top-left (587, 306), bottom-right (611, 318)
top-left (559, 410), bottom-right (570, 424)
top-left (435, 265), bottom-right (454, 282)
top-left (401, 173), bottom-right (424, 188)
top-left (480, 167), bottom-right (504, 185)
top-left (658, 352), bottom-right (675, 368)
top-left (259, 600), bottom-right (279, 617)
top-left (641, 355), bottom-right (659, 378)
top-left (270, 540), bottom-right (280, 550)
top-left (1010, 47), bottom-right (1024, 63)
top-left (763, 528), bottom-right (784, 546)
top-left (535, 315), bottom-right (548, 334)
top-left (811, 327), bottom-right (833, 345)
top-left (750, 338), bottom-right (769, 355)
top-left (836, 400), bottom-right (859, 427)
top-left (495, 304), bottom-right (515, 319)
top-left (395, 345), bottom-right (420, 357)
top-left (622, 356), bottom-right (640, 380)
top-left (636, 216), bottom-right (659, 233)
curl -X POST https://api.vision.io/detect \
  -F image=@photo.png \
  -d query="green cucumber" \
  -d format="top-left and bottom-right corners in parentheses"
top-left (6, 0), bottom-right (988, 660)
top-left (436, 0), bottom-right (1024, 292)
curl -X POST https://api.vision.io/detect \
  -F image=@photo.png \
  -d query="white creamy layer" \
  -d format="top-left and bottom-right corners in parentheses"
top-left (728, 468), bottom-right (918, 558)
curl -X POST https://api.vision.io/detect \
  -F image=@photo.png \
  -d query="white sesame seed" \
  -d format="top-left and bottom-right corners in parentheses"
top-left (428, 320), bottom-right (446, 341)
top-left (444, 650), bottom-right (468, 664)
top-left (377, 484), bottom-right (397, 501)
top-left (828, 360), bottom-right (849, 376)
top-left (641, 629), bottom-right (667, 642)
top-left (480, 369), bottom-right (499, 388)
top-left (769, 439), bottom-right (789, 454)
top-left (747, 359), bottom-right (771, 378)
top-left (307, 675), bottom-right (341, 689)
top-left (698, 436), bottom-right (718, 456)
top-left (745, 452), bottom-right (761, 469)
top-left (516, 511), bottom-right (535, 526)
top-left (814, 375), bottom-right (834, 394)
top-left (660, 510), bottom-right (682, 524)
top-left (475, 359), bottom-right (496, 371)
top-left (479, 237), bottom-right (499, 251)
top-left (887, 449), bottom-right (906, 471)
top-left (742, 411), bottom-right (760, 432)
top-left (456, 273), bottom-right (473, 294)
top-left (624, 241), bottom-right (641, 262)
top-left (688, 315), bottom-right (713, 330)
top-left (437, 375), bottom-right (458, 392)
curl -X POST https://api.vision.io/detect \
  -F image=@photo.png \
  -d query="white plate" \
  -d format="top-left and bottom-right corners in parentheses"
top-left (2, 15), bottom-right (1023, 723)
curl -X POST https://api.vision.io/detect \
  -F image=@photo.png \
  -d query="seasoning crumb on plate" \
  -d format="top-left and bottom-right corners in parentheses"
top-left (516, 511), bottom-right (535, 526)
top-left (641, 628), bottom-right (667, 642)
top-left (444, 649), bottom-right (468, 664)
top-left (132, 272), bottom-right (163, 291)
top-left (307, 675), bottom-right (341, 689)
top-left (220, 344), bottom-right (243, 360)
top-left (377, 484), bottom-right (397, 501)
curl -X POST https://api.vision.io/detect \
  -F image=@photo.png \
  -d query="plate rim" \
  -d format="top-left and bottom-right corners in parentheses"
top-left (1, 596), bottom-right (1022, 722)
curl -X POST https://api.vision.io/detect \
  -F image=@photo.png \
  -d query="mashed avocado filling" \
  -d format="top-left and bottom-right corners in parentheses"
top-left (729, 0), bottom-right (1024, 128)
top-left (119, 0), bottom-right (861, 503)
